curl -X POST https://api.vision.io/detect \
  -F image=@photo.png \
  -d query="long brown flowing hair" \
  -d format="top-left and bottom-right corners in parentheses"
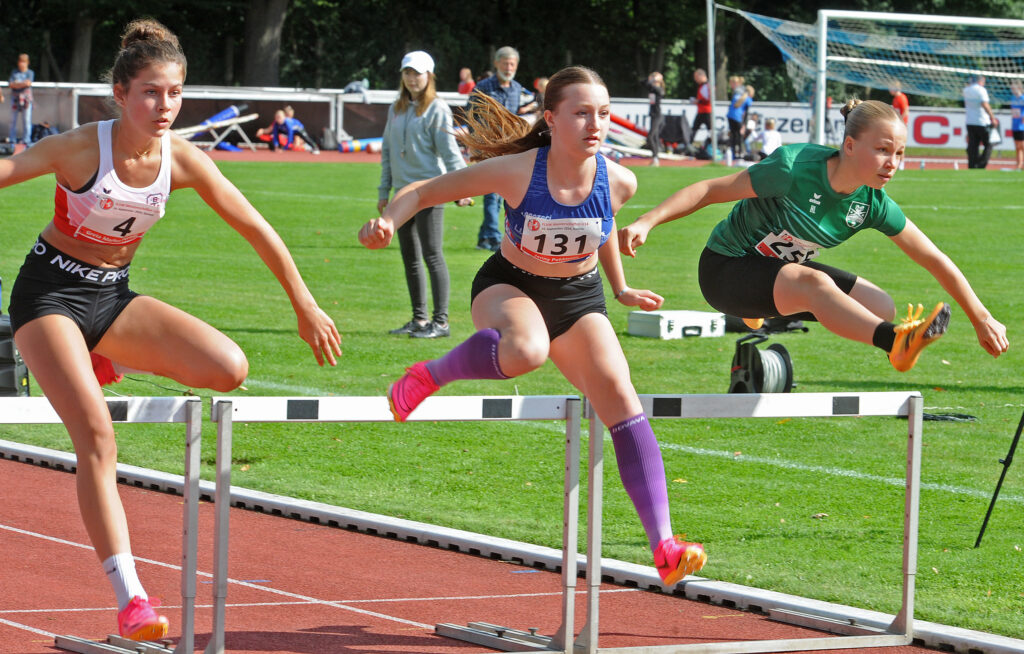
top-left (459, 65), bottom-right (606, 161)
top-left (395, 71), bottom-right (438, 117)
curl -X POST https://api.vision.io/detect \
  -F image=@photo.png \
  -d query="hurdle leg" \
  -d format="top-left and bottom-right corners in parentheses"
top-left (549, 397), bottom-right (582, 650)
top-left (204, 401), bottom-right (233, 654)
top-left (173, 398), bottom-right (202, 654)
top-left (575, 403), bottom-right (603, 654)
top-left (890, 394), bottom-right (921, 640)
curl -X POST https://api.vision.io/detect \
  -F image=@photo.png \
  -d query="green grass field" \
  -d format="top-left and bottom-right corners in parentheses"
top-left (2, 159), bottom-right (1022, 637)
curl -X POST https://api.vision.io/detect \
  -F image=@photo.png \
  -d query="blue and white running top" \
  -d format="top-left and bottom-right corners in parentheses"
top-left (504, 146), bottom-right (614, 264)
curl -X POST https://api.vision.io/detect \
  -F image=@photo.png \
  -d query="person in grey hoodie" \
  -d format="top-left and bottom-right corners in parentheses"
top-left (379, 50), bottom-right (471, 338)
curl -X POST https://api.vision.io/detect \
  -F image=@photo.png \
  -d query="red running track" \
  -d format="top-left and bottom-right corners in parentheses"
top-left (0, 456), bottom-right (935, 654)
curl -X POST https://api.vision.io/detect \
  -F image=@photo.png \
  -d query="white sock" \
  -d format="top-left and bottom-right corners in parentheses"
top-left (103, 553), bottom-right (147, 611)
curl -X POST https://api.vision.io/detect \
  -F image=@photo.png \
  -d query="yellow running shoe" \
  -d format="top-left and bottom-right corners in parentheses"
top-left (742, 318), bottom-right (765, 330)
top-left (888, 302), bottom-right (951, 372)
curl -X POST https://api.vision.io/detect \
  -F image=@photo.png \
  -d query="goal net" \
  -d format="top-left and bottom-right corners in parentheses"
top-left (725, 6), bottom-right (1024, 141)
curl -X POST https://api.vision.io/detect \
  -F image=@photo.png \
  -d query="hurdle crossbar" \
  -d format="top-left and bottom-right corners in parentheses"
top-left (206, 395), bottom-right (582, 654)
top-left (0, 397), bottom-right (203, 654)
top-left (440, 391), bottom-right (922, 653)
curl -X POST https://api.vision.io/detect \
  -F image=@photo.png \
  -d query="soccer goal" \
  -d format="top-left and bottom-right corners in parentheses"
top-left (721, 5), bottom-right (1024, 144)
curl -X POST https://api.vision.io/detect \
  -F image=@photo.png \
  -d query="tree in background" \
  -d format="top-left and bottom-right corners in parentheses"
top-left (2, 0), bottom-right (1022, 104)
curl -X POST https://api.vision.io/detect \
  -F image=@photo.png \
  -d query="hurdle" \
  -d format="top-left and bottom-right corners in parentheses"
top-left (441, 391), bottom-right (923, 653)
top-left (0, 396), bottom-right (203, 654)
top-left (204, 394), bottom-right (583, 654)
top-left (174, 113), bottom-right (260, 152)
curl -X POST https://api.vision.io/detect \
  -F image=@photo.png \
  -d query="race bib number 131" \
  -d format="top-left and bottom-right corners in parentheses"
top-left (520, 214), bottom-right (603, 264)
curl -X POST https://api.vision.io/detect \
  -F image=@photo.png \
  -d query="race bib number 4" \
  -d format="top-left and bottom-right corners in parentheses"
top-left (75, 195), bottom-right (162, 245)
top-left (520, 213), bottom-right (604, 263)
top-left (754, 229), bottom-right (822, 263)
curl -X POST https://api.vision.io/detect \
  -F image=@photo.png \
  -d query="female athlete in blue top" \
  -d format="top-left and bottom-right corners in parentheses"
top-left (360, 65), bottom-right (707, 587)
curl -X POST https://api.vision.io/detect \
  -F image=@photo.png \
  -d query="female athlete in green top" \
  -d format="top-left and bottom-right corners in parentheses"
top-left (619, 99), bottom-right (1008, 372)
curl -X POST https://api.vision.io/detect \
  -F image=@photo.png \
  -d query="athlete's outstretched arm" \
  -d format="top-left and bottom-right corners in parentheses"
top-left (0, 129), bottom-right (85, 189)
top-left (359, 151), bottom-right (533, 249)
top-left (598, 227), bottom-right (663, 312)
top-left (173, 136), bottom-right (342, 366)
top-left (891, 219), bottom-right (1008, 357)
top-left (618, 169), bottom-right (756, 257)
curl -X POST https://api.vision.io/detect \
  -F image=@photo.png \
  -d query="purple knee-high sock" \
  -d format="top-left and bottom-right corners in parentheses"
top-left (609, 414), bottom-right (673, 551)
top-left (424, 328), bottom-right (509, 386)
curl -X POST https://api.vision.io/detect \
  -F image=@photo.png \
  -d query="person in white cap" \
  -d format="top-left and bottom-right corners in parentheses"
top-left (379, 50), bottom-right (471, 339)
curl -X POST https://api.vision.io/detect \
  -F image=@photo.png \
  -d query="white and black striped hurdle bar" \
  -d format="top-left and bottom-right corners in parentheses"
top-left (566, 391), bottom-right (923, 654)
top-left (0, 396), bottom-right (203, 654)
top-left (207, 395), bottom-right (584, 654)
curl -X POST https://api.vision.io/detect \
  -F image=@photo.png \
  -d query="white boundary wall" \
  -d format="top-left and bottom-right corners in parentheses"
top-left (4, 82), bottom-right (999, 151)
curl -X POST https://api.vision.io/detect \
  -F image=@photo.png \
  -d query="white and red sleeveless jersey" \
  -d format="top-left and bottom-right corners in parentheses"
top-left (52, 119), bottom-right (171, 246)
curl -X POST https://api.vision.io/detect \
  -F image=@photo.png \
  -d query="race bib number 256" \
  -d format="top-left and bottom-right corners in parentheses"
top-left (754, 229), bottom-right (822, 264)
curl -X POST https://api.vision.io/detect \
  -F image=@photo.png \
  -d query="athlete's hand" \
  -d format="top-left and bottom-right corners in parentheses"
top-left (616, 288), bottom-right (664, 311)
top-left (973, 315), bottom-right (1008, 358)
top-left (297, 304), bottom-right (342, 366)
top-left (618, 219), bottom-right (652, 258)
top-left (377, 198), bottom-right (388, 214)
top-left (358, 216), bottom-right (394, 249)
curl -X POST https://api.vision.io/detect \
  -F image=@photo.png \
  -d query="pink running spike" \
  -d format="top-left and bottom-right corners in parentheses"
top-left (654, 536), bottom-right (707, 586)
top-left (117, 596), bottom-right (169, 641)
top-left (387, 361), bottom-right (439, 422)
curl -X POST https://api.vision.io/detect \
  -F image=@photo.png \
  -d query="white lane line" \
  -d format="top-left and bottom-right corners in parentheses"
top-left (0, 588), bottom-right (640, 616)
top-left (0, 616), bottom-right (57, 637)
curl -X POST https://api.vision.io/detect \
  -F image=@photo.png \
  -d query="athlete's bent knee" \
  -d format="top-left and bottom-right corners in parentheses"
top-left (209, 348), bottom-right (249, 392)
top-left (501, 335), bottom-right (549, 375)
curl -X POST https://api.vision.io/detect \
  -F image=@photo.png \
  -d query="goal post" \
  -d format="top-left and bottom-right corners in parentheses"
top-left (718, 4), bottom-right (1024, 145)
top-left (814, 10), bottom-right (1024, 144)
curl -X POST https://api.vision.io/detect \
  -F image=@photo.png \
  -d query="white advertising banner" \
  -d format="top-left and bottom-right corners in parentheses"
top-left (611, 98), bottom-right (1014, 150)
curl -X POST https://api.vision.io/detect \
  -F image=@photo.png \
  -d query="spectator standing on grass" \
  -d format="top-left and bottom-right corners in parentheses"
top-left (889, 81), bottom-right (909, 124)
top-left (620, 99), bottom-right (1007, 373)
top-left (1010, 80), bottom-right (1024, 171)
top-left (361, 66), bottom-right (708, 588)
top-left (645, 71), bottom-right (665, 166)
top-left (9, 54), bottom-right (34, 146)
top-left (469, 46), bottom-right (528, 252)
top-left (691, 68), bottom-right (713, 150)
top-left (964, 75), bottom-right (998, 169)
top-left (458, 67), bottom-right (476, 95)
top-left (1, 18), bottom-right (340, 642)
top-left (726, 76), bottom-right (750, 159)
top-left (379, 50), bottom-right (471, 339)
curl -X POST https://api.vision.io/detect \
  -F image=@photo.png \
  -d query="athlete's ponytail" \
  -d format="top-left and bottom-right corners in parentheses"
top-left (459, 65), bottom-right (606, 161)
top-left (107, 18), bottom-right (187, 89)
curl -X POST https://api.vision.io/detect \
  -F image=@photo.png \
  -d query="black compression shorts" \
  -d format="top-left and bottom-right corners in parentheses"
top-left (471, 253), bottom-right (608, 341)
top-left (698, 247), bottom-right (857, 320)
top-left (9, 236), bottom-right (139, 350)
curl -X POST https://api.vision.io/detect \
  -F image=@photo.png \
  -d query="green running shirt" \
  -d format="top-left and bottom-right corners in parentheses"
top-left (706, 143), bottom-right (906, 261)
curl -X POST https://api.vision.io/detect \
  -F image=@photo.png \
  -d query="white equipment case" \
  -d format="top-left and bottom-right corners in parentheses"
top-left (627, 310), bottom-right (726, 339)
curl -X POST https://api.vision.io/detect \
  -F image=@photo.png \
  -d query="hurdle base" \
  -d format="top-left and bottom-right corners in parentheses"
top-left (768, 609), bottom-right (890, 636)
top-left (436, 621), bottom-right (558, 652)
top-left (56, 634), bottom-right (175, 654)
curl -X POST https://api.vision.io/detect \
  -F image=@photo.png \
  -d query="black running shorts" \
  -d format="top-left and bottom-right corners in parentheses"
top-left (471, 253), bottom-right (608, 341)
top-left (698, 247), bottom-right (857, 320)
top-left (9, 237), bottom-right (139, 350)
